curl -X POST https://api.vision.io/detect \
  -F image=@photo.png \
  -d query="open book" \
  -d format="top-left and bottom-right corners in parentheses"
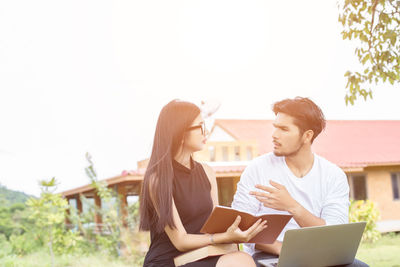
top-left (174, 243), bottom-right (238, 266)
top-left (200, 206), bottom-right (292, 244)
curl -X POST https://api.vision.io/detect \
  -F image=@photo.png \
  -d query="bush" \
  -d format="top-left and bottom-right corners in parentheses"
top-left (128, 201), bottom-right (140, 228)
top-left (9, 232), bottom-right (42, 256)
top-left (0, 234), bottom-right (12, 258)
top-left (126, 201), bottom-right (148, 266)
top-left (349, 199), bottom-right (381, 243)
top-left (0, 203), bottom-right (34, 240)
top-left (52, 228), bottom-right (86, 255)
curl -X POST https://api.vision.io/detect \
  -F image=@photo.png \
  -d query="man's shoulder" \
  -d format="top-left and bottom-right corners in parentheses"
top-left (314, 154), bottom-right (347, 181)
top-left (315, 154), bottom-right (343, 171)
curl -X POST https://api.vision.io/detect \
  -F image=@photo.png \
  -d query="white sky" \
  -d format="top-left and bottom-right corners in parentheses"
top-left (1, 0), bottom-right (399, 197)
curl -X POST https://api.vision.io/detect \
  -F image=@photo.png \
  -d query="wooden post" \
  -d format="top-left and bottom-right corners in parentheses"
top-left (117, 185), bottom-right (128, 227)
top-left (94, 193), bottom-right (102, 232)
top-left (65, 197), bottom-right (71, 226)
top-left (76, 194), bottom-right (83, 214)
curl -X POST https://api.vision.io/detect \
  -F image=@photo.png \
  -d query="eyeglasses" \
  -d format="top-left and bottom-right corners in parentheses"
top-left (187, 122), bottom-right (207, 136)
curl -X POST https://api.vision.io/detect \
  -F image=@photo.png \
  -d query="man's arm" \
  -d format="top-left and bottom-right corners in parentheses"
top-left (248, 180), bottom-right (326, 255)
top-left (232, 165), bottom-right (261, 215)
top-left (287, 202), bottom-right (325, 227)
top-left (255, 241), bottom-right (282, 255)
top-left (321, 170), bottom-right (350, 225)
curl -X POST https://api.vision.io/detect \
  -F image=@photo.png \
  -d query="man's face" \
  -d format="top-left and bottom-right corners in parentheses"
top-left (272, 112), bottom-right (305, 157)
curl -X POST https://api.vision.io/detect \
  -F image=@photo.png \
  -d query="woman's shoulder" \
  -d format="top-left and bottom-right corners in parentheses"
top-left (196, 161), bottom-right (216, 180)
top-left (198, 161), bottom-right (213, 171)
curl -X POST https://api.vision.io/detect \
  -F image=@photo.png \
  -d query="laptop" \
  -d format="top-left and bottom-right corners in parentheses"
top-left (258, 222), bottom-right (366, 267)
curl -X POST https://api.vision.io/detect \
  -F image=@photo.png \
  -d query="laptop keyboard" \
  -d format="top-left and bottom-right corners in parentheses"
top-left (258, 260), bottom-right (278, 267)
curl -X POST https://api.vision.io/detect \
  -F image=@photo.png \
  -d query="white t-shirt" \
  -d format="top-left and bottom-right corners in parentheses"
top-left (231, 152), bottom-right (349, 255)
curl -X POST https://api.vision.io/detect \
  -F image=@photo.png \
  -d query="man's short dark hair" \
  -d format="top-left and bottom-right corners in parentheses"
top-left (272, 97), bottom-right (326, 143)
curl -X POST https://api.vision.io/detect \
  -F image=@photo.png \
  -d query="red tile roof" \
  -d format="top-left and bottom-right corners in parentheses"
top-left (61, 174), bottom-right (143, 197)
top-left (214, 119), bottom-right (400, 168)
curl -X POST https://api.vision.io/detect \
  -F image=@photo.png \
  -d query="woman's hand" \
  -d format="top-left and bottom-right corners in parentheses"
top-left (224, 216), bottom-right (267, 243)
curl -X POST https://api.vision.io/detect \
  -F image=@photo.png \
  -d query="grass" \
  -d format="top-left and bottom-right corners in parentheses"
top-left (356, 232), bottom-right (400, 267)
top-left (0, 250), bottom-right (136, 267)
top-left (1, 233), bottom-right (399, 267)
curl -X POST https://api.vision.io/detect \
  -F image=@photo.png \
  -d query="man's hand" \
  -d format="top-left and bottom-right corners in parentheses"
top-left (250, 180), bottom-right (300, 214)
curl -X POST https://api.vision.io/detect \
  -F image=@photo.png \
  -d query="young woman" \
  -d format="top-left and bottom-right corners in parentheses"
top-left (140, 100), bottom-right (267, 267)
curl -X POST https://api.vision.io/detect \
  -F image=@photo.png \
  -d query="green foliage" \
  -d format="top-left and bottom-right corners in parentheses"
top-left (9, 232), bottom-right (42, 256)
top-left (74, 153), bottom-right (149, 264)
top-left (0, 201), bottom-right (39, 257)
top-left (0, 203), bottom-right (35, 241)
top-left (78, 153), bottom-right (124, 257)
top-left (26, 179), bottom-right (68, 230)
top-left (338, 0), bottom-right (400, 104)
top-left (127, 200), bottom-right (140, 229)
top-left (0, 184), bottom-right (34, 206)
top-left (349, 199), bottom-right (381, 242)
top-left (126, 201), bottom-right (147, 266)
top-left (0, 153), bottom-right (149, 265)
top-left (26, 177), bottom-right (83, 264)
top-left (0, 234), bottom-right (12, 258)
top-left (0, 248), bottom-right (137, 267)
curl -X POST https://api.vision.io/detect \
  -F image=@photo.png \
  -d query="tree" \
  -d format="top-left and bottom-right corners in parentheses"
top-left (82, 152), bottom-right (148, 263)
top-left (338, 0), bottom-right (400, 105)
top-left (26, 177), bottom-right (81, 267)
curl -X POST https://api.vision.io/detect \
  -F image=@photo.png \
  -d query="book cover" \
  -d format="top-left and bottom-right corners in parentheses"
top-left (200, 206), bottom-right (292, 244)
top-left (174, 243), bottom-right (238, 266)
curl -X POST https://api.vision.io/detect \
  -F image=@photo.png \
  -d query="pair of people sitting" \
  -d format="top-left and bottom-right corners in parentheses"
top-left (139, 97), bottom-right (368, 267)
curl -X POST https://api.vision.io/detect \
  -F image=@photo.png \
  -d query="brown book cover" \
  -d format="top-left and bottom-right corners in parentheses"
top-left (173, 243), bottom-right (238, 266)
top-left (200, 206), bottom-right (292, 244)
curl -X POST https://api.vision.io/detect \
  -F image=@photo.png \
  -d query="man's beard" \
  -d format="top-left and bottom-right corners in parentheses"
top-left (273, 140), bottom-right (305, 157)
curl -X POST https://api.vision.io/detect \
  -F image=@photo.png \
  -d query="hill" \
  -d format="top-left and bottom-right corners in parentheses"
top-left (0, 184), bottom-right (34, 206)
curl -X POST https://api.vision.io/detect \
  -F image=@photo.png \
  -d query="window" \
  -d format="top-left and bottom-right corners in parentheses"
top-left (222, 146), bottom-right (229, 161)
top-left (246, 146), bottom-right (253, 160)
top-left (348, 174), bottom-right (367, 200)
top-left (234, 146), bottom-right (240, 161)
top-left (391, 173), bottom-right (400, 200)
top-left (101, 197), bottom-right (116, 212)
top-left (68, 198), bottom-right (77, 209)
top-left (82, 197), bottom-right (95, 214)
top-left (127, 195), bottom-right (139, 205)
top-left (209, 146), bottom-right (216, 162)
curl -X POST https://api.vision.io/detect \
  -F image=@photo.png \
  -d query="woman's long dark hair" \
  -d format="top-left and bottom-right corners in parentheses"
top-left (139, 100), bottom-right (201, 233)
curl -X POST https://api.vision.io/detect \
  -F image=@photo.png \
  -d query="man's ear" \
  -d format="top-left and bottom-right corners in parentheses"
top-left (303, 129), bottom-right (314, 144)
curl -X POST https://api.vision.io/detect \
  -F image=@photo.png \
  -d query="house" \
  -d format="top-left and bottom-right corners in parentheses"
top-left (196, 119), bottom-right (400, 232)
top-left (62, 119), bottom-right (400, 232)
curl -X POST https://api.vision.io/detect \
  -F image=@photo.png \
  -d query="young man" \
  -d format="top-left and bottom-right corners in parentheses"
top-left (231, 97), bottom-right (368, 267)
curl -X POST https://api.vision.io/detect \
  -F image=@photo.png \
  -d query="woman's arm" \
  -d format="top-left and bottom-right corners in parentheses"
top-left (165, 199), bottom-right (267, 252)
top-left (165, 199), bottom-right (221, 251)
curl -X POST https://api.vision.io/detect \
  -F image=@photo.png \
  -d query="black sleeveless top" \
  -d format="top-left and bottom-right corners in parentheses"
top-left (143, 159), bottom-right (214, 267)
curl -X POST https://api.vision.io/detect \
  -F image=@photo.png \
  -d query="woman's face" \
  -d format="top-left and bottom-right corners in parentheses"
top-left (183, 114), bottom-right (208, 153)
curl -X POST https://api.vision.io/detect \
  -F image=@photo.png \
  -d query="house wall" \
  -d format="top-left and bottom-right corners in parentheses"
top-left (363, 166), bottom-right (400, 221)
top-left (194, 140), bottom-right (259, 162)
